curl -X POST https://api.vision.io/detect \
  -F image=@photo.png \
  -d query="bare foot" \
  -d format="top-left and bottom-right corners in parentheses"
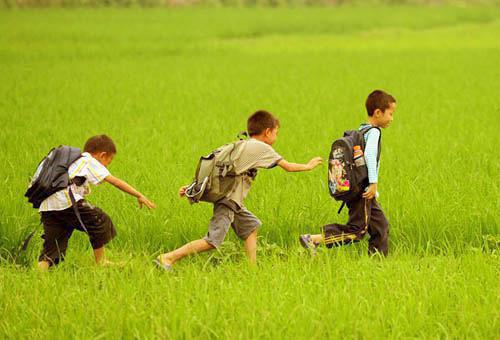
top-left (157, 254), bottom-right (174, 266)
top-left (37, 261), bottom-right (50, 271)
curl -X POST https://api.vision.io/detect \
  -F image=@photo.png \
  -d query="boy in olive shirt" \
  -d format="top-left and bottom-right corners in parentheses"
top-left (156, 110), bottom-right (322, 269)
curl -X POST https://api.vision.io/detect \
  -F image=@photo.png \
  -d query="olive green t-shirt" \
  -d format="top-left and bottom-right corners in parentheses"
top-left (227, 139), bottom-right (282, 207)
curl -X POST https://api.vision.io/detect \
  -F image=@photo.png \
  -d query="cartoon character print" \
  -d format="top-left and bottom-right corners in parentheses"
top-left (329, 147), bottom-right (350, 193)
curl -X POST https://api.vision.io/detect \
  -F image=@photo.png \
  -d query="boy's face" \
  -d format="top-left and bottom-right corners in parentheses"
top-left (263, 127), bottom-right (279, 145)
top-left (92, 152), bottom-right (115, 167)
top-left (374, 102), bottom-right (396, 128)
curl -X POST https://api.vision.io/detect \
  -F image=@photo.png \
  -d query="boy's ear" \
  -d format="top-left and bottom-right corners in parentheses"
top-left (97, 151), bottom-right (108, 159)
top-left (373, 108), bottom-right (383, 117)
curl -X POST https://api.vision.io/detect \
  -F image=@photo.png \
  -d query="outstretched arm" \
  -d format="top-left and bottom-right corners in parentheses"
top-left (278, 157), bottom-right (323, 172)
top-left (104, 175), bottom-right (156, 209)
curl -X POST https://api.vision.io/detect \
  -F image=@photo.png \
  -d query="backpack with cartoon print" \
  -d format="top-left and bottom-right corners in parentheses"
top-left (328, 126), bottom-right (381, 204)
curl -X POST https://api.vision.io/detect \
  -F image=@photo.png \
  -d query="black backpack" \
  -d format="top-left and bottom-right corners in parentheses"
top-left (25, 146), bottom-right (82, 209)
top-left (328, 126), bottom-right (381, 208)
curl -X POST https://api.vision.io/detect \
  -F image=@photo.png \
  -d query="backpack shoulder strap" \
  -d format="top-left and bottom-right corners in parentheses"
top-left (237, 131), bottom-right (249, 140)
top-left (360, 125), bottom-right (380, 135)
top-left (68, 186), bottom-right (88, 233)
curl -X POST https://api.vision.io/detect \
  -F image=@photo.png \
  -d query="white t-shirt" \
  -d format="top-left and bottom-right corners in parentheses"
top-left (38, 152), bottom-right (110, 212)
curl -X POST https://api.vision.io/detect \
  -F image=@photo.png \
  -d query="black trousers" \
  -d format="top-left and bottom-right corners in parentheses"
top-left (39, 201), bottom-right (116, 265)
top-left (322, 195), bottom-right (389, 256)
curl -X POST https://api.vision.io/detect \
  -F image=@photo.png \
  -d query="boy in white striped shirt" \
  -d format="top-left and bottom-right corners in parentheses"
top-left (300, 90), bottom-right (396, 256)
top-left (37, 135), bottom-right (156, 270)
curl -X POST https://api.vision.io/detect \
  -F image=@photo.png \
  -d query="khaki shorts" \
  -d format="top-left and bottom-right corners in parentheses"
top-left (204, 199), bottom-right (261, 248)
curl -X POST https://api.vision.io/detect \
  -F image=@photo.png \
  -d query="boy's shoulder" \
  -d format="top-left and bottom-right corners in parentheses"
top-left (70, 152), bottom-right (94, 168)
top-left (359, 123), bottom-right (381, 137)
top-left (242, 139), bottom-right (278, 154)
top-left (234, 138), bottom-right (281, 170)
top-left (69, 152), bottom-right (109, 180)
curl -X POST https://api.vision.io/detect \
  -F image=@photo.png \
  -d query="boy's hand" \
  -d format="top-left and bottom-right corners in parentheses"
top-left (307, 157), bottom-right (323, 170)
top-left (138, 195), bottom-right (156, 209)
top-left (362, 183), bottom-right (378, 200)
top-left (179, 185), bottom-right (188, 197)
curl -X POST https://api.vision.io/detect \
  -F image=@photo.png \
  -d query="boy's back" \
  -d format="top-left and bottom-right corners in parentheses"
top-left (227, 138), bottom-right (282, 207)
top-left (38, 151), bottom-right (110, 212)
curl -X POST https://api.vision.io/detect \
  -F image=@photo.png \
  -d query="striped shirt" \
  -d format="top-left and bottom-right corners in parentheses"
top-left (38, 152), bottom-right (110, 212)
top-left (227, 138), bottom-right (282, 207)
top-left (359, 123), bottom-right (381, 184)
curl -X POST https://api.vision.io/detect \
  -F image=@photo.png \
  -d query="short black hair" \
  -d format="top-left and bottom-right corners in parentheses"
top-left (83, 135), bottom-right (117, 154)
top-left (247, 110), bottom-right (280, 136)
top-left (365, 90), bottom-right (396, 116)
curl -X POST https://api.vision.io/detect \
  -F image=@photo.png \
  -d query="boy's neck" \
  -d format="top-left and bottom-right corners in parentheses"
top-left (367, 116), bottom-right (381, 128)
top-left (251, 135), bottom-right (268, 144)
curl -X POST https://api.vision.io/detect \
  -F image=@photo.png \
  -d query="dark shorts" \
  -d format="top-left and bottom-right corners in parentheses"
top-left (39, 200), bottom-right (116, 265)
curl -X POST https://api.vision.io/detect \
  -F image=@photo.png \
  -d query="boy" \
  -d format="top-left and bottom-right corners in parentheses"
top-left (37, 135), bottom-right (156, 270)
top-left (300, 90), bottom-right (396, 256)
top-left (155, 110), bottom-right (323, 269)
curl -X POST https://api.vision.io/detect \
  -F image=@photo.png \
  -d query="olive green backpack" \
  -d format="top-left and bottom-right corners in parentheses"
top-left (185, 133), bottom-right (248, 204)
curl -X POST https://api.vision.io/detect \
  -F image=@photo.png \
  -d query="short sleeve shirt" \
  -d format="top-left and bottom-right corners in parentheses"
top-left (39, 152), bottom-right (110, 212)
top-left (227, 139), bottom-right (282, 207)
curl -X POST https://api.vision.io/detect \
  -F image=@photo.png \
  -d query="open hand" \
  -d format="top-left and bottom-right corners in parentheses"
top-left (307, 157), bottom-right (323, 170)
top-left (179, 185), bottom-right (189, 197)
top-left (362, 183), bottom-right (377, 200)
top-left (138, 195), bottom-right (156, 209)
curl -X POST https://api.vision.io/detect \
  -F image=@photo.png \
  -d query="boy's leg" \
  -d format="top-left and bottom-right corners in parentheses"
top-left (367, 199), bottom-right (389, 256)
top-left (231, 207), bottom-right (261, 264)
top-left (69, 201), bottom-right (117, 263)
top-left (93, 247), bottom-right (105, 264)
top-left (244, 229), bottom-right (258, 264)
top-left (322, 196), bottom-right (371, 248)
top-left (158, 202), bottom-right (234, 266)
top-left (38, 211), bottom-right (74, 270)
top-left (159, 239), bottom-right (215, 265)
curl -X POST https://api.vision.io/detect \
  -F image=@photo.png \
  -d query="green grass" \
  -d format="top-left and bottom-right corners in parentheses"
top-left (1, 251), bottom-right (498, 338)
top-left (0, 6), bottom-right (499, 338)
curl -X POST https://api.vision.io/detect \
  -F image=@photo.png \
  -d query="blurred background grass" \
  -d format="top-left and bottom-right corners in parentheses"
top-left (2, 0), bottom-right (500, 8)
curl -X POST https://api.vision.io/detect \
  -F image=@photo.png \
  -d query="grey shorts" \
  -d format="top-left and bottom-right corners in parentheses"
top-left (204, 199), bottom-right (261, 248)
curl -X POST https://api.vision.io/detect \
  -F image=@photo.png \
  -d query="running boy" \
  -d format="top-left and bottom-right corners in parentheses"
top-left (37, 135), bottom-right (156, 270)
top-left (300, 90), bottom-right (396, 256)
top-left (156, 110), bottom-right (323, 269)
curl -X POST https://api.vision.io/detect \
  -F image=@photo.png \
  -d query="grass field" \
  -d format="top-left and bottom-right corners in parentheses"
top-left (0, 5), bottom-right (499, 338)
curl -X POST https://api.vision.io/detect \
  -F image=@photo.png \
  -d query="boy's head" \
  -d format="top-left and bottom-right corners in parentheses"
top-left (365, 90), bottom-right (397, 128)
top-left (83, 135), bottom-right (116, 167)
top-left (247, 110), bottom-right (280, 145)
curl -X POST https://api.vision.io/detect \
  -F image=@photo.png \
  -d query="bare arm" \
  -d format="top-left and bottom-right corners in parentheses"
top-left (278, 157), bottom-right (323, 172)
top-left (104, 175), bottom-right (156, 209)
